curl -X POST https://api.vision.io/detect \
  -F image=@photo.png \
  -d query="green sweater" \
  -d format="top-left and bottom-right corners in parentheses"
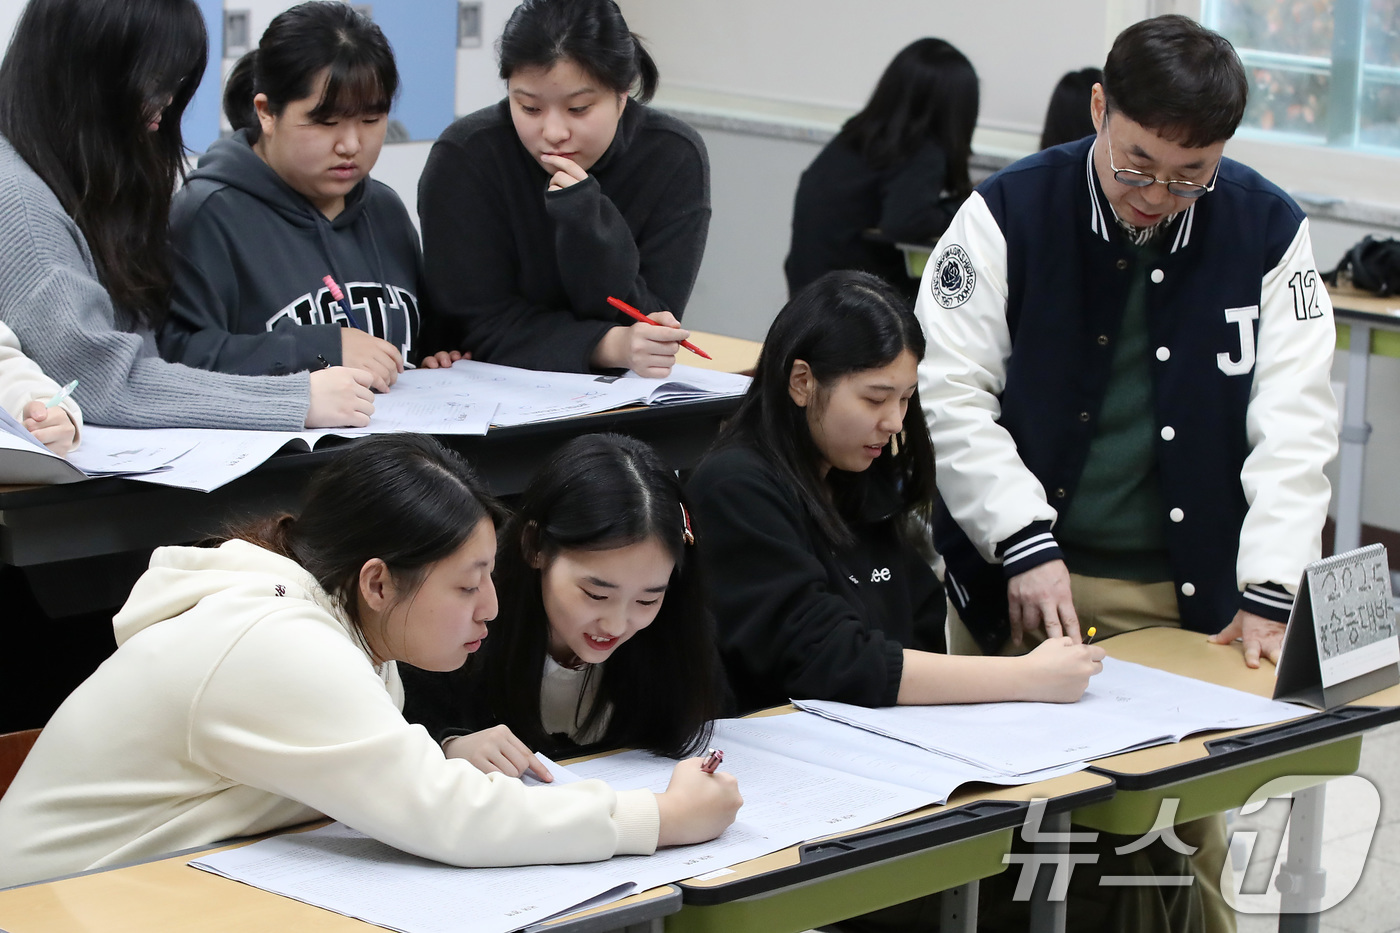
top-left (1056, 239), bottom-right (1172, 582)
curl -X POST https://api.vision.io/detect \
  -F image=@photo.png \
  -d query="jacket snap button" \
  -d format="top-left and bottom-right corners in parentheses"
top-left (1181, 582), bottom-right (1196, 596)
top-left (1161, 426), bottom-right (1175, 440)
top-left (1151, 268), bottom-right (1165, 284)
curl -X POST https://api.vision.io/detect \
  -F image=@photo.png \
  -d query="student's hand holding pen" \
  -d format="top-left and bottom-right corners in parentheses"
top-left (21, 400), bottom-right (77, 455)
top-left (305, 367), bottom-right (375, 428)
top-left (1016, 636), bottom-right (1107, 703)
top-left (341, 328), bottom-right (404, 392)
top-left (590, 311), bottom-right (688, 378)
top-left (443, 725), bottom-right (553, 783)
top-left (654, 757), bottom-right (743, 847)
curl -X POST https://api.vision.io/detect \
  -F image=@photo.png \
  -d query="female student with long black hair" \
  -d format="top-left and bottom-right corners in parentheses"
top-left (686, 271), bottom-right (1104, 713)
top-left (401, 433), bottom-right (723, 778)
top-left (785, 39), bottom-right (979, 301)
top-left (159, 1), bottom-right (424, 391)
top-left (0, 0), bottom-right (374, 429)
top-left (418, 0), bottom-right (709, 377)
top-left (0, 435), bottom-right (742, 888)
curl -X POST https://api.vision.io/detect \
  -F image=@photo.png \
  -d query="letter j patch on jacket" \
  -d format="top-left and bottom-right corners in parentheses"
top-left (932, 245), bottom-right (976, 309)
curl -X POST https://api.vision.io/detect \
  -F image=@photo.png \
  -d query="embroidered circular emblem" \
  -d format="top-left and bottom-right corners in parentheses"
top-left (932, 244), bottom-right (976, 309)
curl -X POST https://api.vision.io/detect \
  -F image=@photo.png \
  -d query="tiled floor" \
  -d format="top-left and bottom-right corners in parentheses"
top-left (1235, 719), bottom-right (1400, 933)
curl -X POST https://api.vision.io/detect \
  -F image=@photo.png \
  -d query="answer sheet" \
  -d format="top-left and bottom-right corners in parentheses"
top-left (191, 714), bottom-right (982, 933)
top-left (795, 657), bottom-right (1312, 776)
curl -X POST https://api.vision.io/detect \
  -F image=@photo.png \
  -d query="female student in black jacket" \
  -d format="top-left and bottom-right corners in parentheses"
top-left (785, 39), bottom-right (978, 301)
top-left (418, 0), bottom-right (709, 377)
top-left (400, 433), bottom-right (725, 776)
top-left (686, 271), bottom-right (1104, 713)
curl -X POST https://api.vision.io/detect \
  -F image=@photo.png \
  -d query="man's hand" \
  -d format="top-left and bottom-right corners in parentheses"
top-left (1208, 609), bottom-right (1286, 669)
top-left (1006, 559), bottom-right (1081, 646)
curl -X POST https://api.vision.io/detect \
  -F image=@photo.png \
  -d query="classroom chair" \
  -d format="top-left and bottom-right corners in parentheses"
top-left (0, 728), bottom-right (40, 799)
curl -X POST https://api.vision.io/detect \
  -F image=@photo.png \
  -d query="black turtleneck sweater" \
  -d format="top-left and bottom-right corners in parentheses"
top-left (419, 99), bottom-right (711, 373)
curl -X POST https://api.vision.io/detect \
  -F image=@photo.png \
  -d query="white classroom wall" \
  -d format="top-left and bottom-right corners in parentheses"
top-left (1, 0), bottom-right (1398, 532)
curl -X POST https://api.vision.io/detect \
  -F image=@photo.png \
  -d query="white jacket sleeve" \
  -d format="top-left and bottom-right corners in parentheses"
top-left (915, 192), bottom-right (1058, 563)
top-left (1237, 218), bottom-right (1338, 602)
top-left (190, 607), bottom-right (660, 867)
top-left (0, 321), bottom-right (83, 445)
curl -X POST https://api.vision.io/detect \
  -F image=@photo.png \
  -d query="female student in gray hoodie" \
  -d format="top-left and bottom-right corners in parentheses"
top-left (160, 1), bottom-right (428, 393)
top-left (0, 0), bottom-right (373, 430)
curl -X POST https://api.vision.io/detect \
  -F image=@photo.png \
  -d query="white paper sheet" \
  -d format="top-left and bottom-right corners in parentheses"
top-left (191, 715), bottom-right (951, 933)
top-left (795, 657), bottom-right (1312, 776)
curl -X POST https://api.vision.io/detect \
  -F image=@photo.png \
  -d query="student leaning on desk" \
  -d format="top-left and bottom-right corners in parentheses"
top-left (687, 271), bottom-right (1105, 714)
top-left (0, 0), bottom-right (376, 432)
top-left (918, 15), bottom-right (1338, 672)
top-left (401, 433), bottom-right (727, 780)
top-left (0, 435), bottom-right (742, 889)
top-left (419, 0), bottom-right (707, 378)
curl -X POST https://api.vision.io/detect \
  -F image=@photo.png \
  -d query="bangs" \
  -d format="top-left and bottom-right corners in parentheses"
top-left (307, 56), bottom-right (394, 121)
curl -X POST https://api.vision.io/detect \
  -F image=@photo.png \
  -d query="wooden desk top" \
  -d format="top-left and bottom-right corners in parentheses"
top-left (674, 329), bottom-right (761, 375)
top-left (1328, 283), bottom-right (1400, 318)
top-left (0, 827), bottom-right (679, 933)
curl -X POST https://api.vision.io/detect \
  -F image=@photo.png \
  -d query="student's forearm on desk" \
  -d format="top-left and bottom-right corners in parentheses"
top-left (898, 640), bottom-right (1102, 705)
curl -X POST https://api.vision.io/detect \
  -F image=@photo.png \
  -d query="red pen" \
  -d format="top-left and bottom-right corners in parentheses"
top-left (606, 296), bottom-right (713, 361)
top-left (701, 748), bottom-right (724, 774)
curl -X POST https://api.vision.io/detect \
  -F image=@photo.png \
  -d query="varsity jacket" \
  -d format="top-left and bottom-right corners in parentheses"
top-left (916, 137), bottom-right (1337, 647)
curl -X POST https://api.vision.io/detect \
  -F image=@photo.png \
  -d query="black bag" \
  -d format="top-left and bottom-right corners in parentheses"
top-left (1325, 235), bottom-right (1400, 297)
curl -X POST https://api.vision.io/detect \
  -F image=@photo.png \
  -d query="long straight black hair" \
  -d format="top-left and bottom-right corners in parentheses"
top-left (220, 435), bottom-right (504, 637)
top-left (837, 38), bottom-right (979, 195)
top-left (498, 0), bottom-right (658, 103)
top-left (0, 0), bottom-right (208, 327)
top-left (223, 0), bottom-right (398, 139)
top-left (480, 433), bottom-right (719, 758)
top-left (715, 270), bottom-right (937, 548)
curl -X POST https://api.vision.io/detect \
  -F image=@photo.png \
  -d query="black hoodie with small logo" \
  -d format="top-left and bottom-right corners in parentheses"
top-left (160, 130), bottom-right (425, 376)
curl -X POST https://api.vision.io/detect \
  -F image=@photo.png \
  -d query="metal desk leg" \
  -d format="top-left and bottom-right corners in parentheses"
top-left (1028, 811), bottom-right (1070, 933)
top-left (940, 880), bottom-right (978, 933)
top-left (1335, 322), bottom-right (1373, 554)
top-left (1276, 784), bottom-right (1326, 933)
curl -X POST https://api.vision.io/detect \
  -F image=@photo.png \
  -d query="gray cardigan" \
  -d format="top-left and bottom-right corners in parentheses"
top-left (0, 136), bottom-right (310, 428)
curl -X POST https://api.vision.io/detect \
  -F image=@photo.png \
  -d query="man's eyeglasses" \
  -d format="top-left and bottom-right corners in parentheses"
top-left (1105, 127), bottom-right (1220, 200)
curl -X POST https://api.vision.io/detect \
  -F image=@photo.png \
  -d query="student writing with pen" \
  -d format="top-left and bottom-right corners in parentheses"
top-left (419, 0), bottom-right (708, 377)
top-left (401, 433), bottom-right (730, 782)
top-left (0, 0), bottom-right (375, 432)
top-left (0, 436), bottom-right (742, 888)
top-left (160, 2), bottom-right (433, 392)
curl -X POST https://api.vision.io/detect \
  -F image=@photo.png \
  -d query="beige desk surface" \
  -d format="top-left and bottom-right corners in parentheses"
top-left (1327, 282), bottom-right (1400, 317)
top-left (673, 330), bottom-right (761, 375)
top-left (0, 825), bottom-right (677, 933)
top-left (1087, 627), bottom-right (1400, 777)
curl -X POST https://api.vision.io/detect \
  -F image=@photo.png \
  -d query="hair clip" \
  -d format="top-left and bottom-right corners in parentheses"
top-left (680, 502), bottom-right (695, 546)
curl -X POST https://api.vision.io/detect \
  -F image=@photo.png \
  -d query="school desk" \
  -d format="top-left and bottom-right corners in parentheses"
top-left (1325, 285), bottom-right (1400, 555)
top-left (0, 828), bottom-right (682, 933)
top-left (1064, 626), bottom-right (1400, 933)
top-left (659, 705), bottom-right (1114, 933)
top-left (0, 330), bottom-right (761, 616)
